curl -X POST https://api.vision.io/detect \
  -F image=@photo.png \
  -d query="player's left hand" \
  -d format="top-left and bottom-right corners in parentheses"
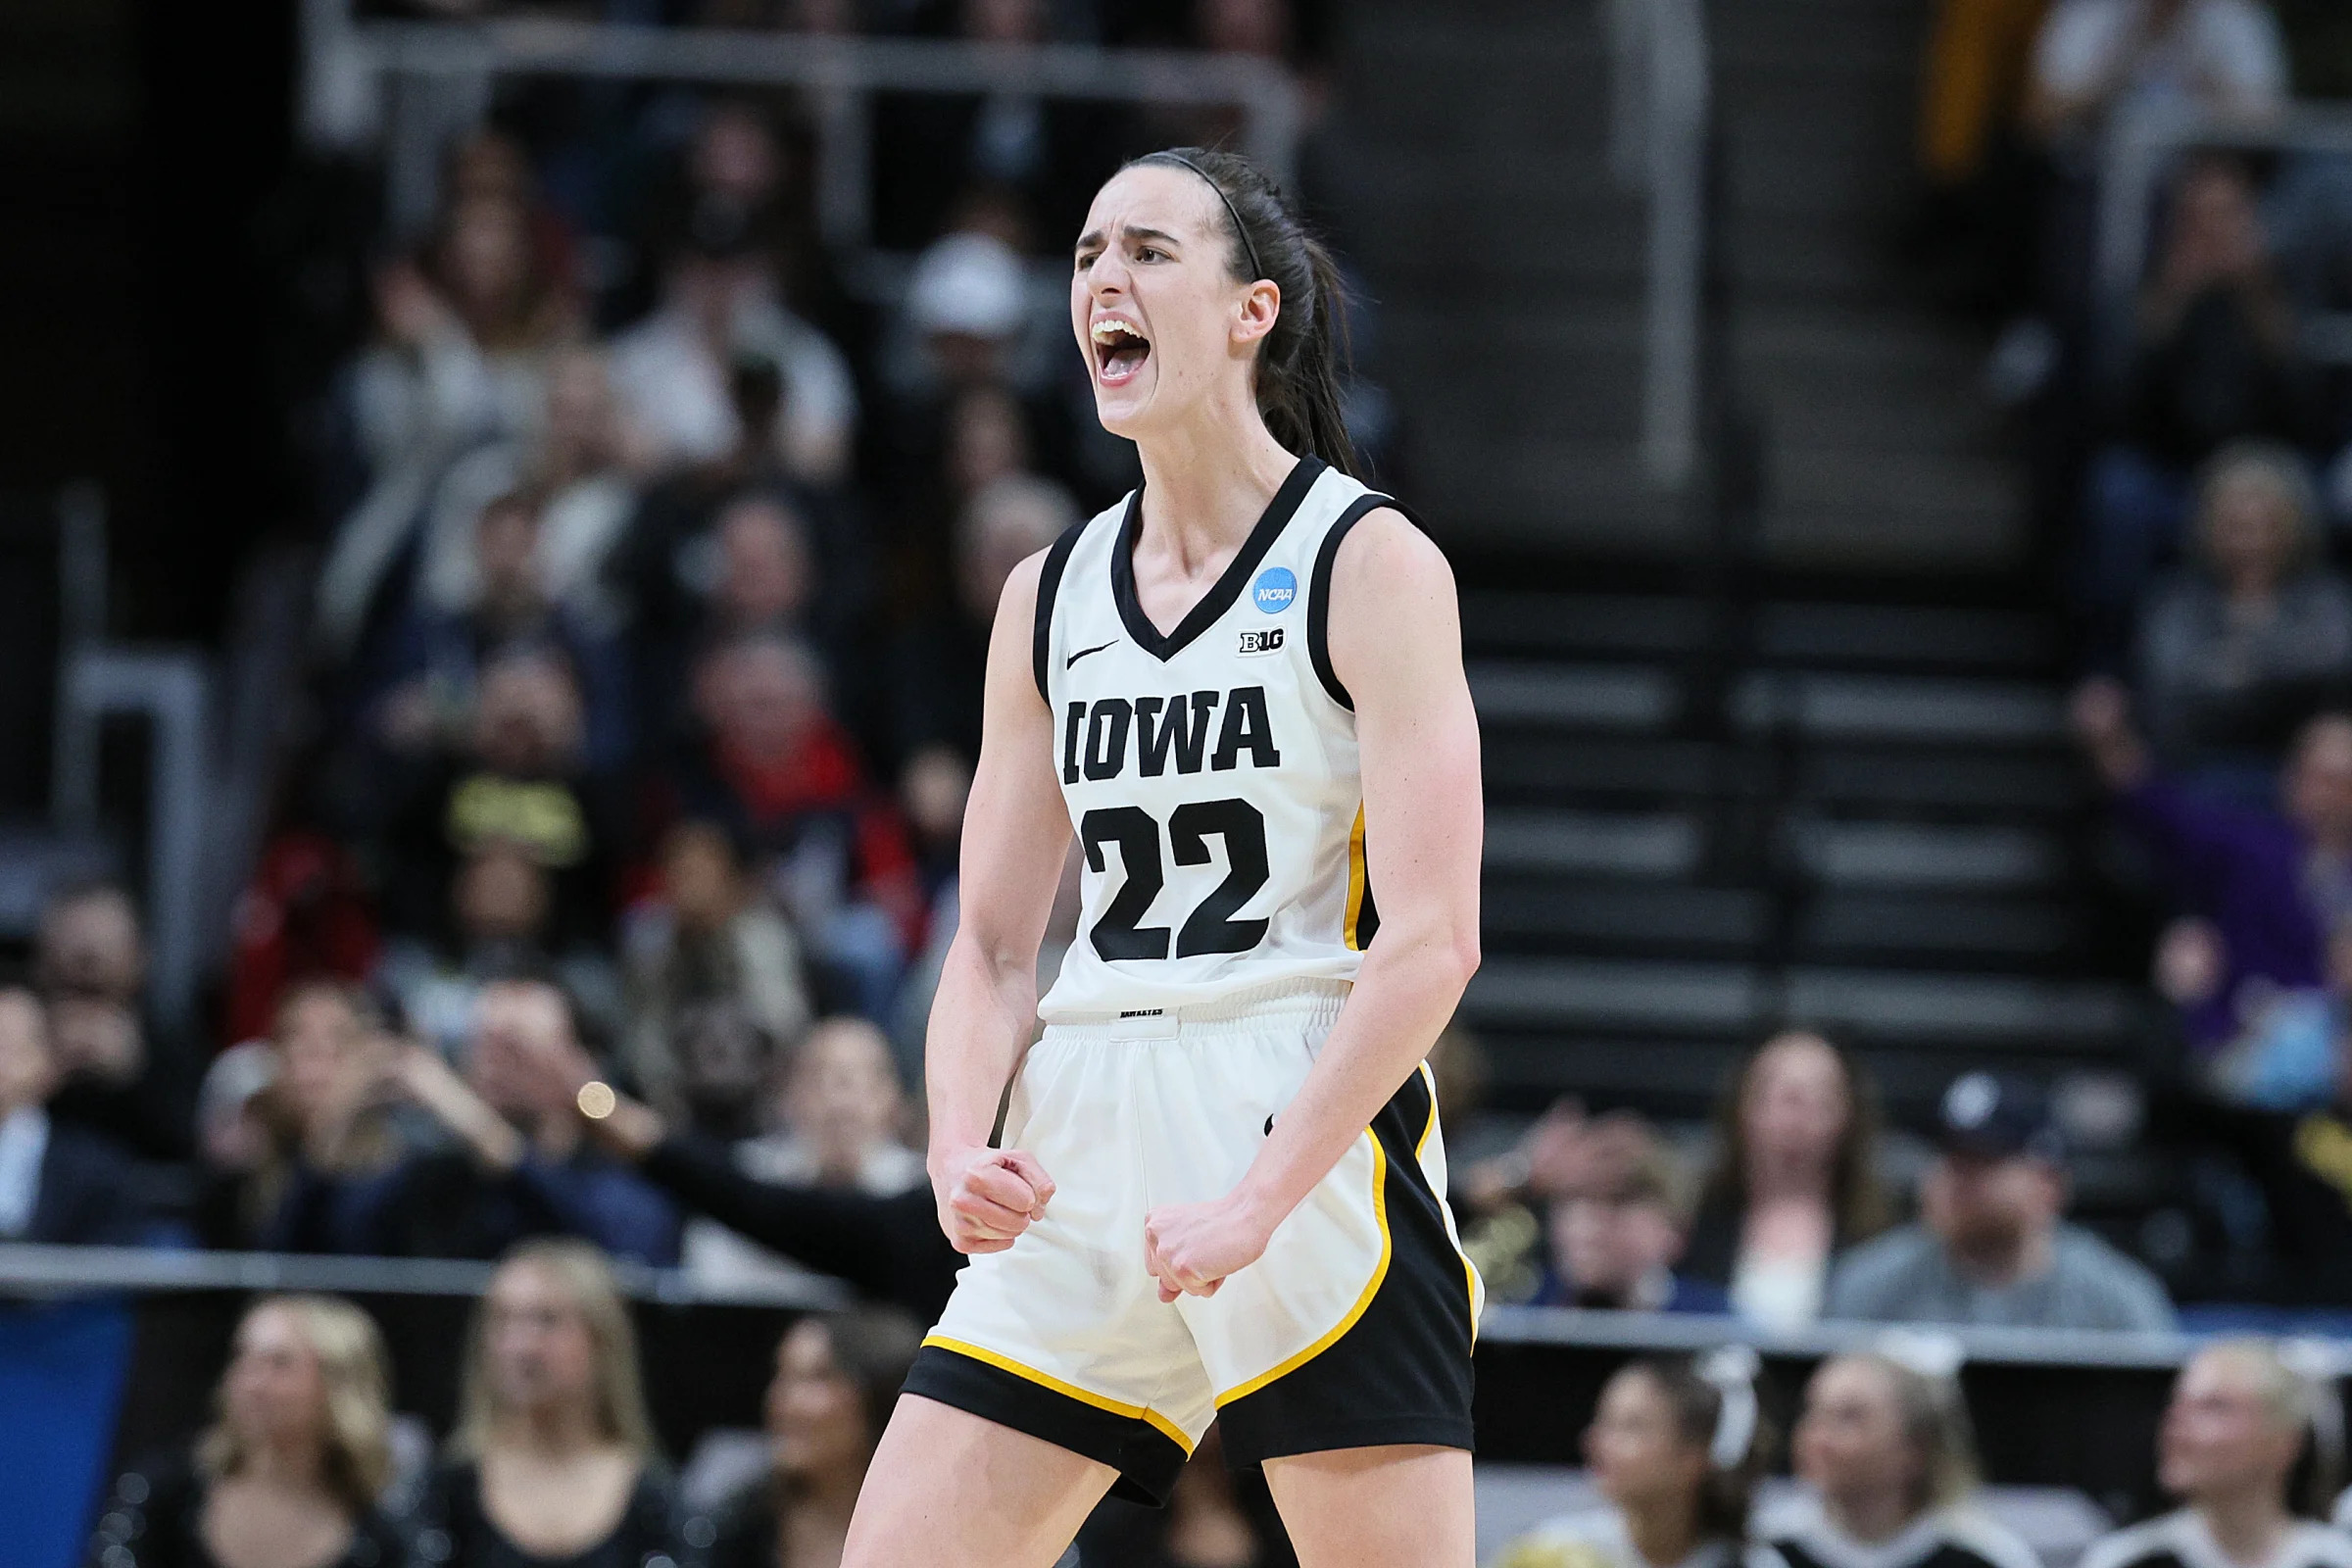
top-left (1142, 1195), bottom-right (1274, 1303)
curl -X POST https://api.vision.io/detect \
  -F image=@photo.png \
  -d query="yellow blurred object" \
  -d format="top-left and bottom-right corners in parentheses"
top-left (1919, 0), bottom-right (2051, 182)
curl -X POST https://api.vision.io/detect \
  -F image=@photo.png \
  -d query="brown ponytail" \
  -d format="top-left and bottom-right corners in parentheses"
top-left (1126, 147), bottom-right (1360, 476)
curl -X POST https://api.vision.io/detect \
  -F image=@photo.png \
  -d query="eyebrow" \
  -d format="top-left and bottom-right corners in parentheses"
top-left (1074, 223), bottom-right (1185, 255)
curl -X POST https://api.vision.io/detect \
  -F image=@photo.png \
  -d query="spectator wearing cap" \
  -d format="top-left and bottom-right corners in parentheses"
top-left (1823, 1073), bottom-right (2177, 1331)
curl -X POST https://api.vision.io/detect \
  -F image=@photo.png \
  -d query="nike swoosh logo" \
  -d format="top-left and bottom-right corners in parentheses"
top-left (1064, 638), bottom-right (1118, 669)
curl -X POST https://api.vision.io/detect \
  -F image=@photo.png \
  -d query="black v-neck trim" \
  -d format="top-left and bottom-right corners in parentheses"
top-left (1111, 455), bottom-right (1325, 662)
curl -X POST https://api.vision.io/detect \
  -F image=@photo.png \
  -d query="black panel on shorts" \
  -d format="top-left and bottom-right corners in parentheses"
top-left (903, 1343), bottom-right (1192, 1506)
top-left (1214, 1067), bottom-right (1477, 1466)
top-left (1305, 495), bottom-right (1431, 710)
top-left (1032, 516), bottom-right (1087, 704)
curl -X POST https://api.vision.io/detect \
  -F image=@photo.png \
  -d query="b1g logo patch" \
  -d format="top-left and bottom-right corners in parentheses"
top-left (1237, 626), bottom-right (1285, 657)
top-left (1251, 565), bottom-right (1297, 613)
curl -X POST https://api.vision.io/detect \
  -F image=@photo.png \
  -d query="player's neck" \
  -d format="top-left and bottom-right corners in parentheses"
top-left (1134, 409), bottom-right (1299, 573)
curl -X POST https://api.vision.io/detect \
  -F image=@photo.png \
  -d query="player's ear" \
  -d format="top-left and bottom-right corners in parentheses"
top-left (1233, 279), bottom-right (1281, 348)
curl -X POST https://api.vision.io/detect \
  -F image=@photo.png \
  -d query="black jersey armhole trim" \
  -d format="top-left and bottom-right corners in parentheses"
top-left (1031, 515), bottom-right (1087, 705)
top-left (1111, 455), bottom-right (1324, 662)
top-left (1307, 494), bottom-right (1427, 710)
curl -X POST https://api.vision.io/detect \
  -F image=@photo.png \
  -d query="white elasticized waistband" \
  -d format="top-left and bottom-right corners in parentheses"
top-left (1040, 977), bottom-right (1352, 1042)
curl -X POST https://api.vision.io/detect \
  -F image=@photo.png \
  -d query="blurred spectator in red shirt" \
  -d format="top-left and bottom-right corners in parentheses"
top-left (668, 633), bottom-right (920, 1021)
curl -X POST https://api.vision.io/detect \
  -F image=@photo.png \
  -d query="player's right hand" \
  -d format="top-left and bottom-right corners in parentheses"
top-left (933, 1146), bottom-right (1056, 1253)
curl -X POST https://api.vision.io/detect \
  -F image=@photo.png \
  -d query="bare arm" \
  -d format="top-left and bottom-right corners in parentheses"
top-left (922, 551), bottom-right (1080, 1252)
top-left (1144, 510), bottom-right (1483, 1298)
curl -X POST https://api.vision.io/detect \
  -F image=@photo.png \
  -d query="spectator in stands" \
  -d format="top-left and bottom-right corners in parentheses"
top-left (501, 1026), bottom-right (959, 1318)
top-left (1684, 1031), bottom-right (1892, 1332)
top-left (2073, 680), bottom-right (2352, 1054)
top-left (371, 487), bottom-right (634, 780)
top-left (683, 1016), bottom-right (924, 1289)
top-left (865, 0), bottom-right (1134, 251)
top-left (2136, 444), bottom-right (2352, 778)
top-left (221, 831), bottom-right (381, 1049)
top-left (315, 194), bottom-right (579, 660)
top-left (255, 979), bottom-right (677, 1263)
top-left (2213, 1010), bottom-right (2352, 1296)
top-left (1491, 1352), bottom-right (1774, 1568)
top-left (374, 839), bottom-right (622, 1064)
top-left (2024, 0), bottom-right (2286, 145)
top-left (2079, 1342), bottom-right (2351, 1568)
top-left (0, 983), bottom-right (155, 1247)
top-left (379, 646), bottom-right (621, 950)
top-left (1824, 1071), bottom-right (2177, 1330)
top-left (889, 744), bottom-right (974, 1077)
top-left (612, 352), bottom-right (874, 754)
top-left (1768, 1350), bottom-right (2040, 1568)
top-left (227, 980), bottom-right (406, 1252)
top-left (1461, 1105), bottom-right (1721, 1312)
top-left (620, 818), bottom-right (811, 1130)
top-left (411, 1240), bottom-right (695, 1567)
top-left (88, 1295), bottom-right (406, 1568)
top-left (889, 473), bottom-right (1077, 763)
top-left (416, 345), bottom-right (646, 636)
top-left (1533, 1133), bottom-right (1726, 1313)
top-left (608, 216), bottom-right (858, 487)
top-left (706, 1310), bottom-right (926, 1568)
top-left (36, 880), bottom-right (197, 1162)
top-left (672, 632), bottom-right (922, 1021)
top-left (2080, 158), bottom-right (2321, 646)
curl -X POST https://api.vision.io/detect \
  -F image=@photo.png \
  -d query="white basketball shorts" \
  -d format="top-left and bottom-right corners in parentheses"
top-left (902, 979), bottom-right (1483, 1503)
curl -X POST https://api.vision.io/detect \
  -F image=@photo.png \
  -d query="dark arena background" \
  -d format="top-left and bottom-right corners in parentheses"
top-left (11, 0), bottom-right (2352, 1563)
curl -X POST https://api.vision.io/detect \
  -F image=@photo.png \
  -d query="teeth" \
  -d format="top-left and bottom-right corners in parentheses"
top-left (1091, 318), bottom-right (1145, 344)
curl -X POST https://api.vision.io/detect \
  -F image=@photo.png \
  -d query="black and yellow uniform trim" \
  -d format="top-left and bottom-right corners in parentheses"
top-left (903, 1336), bottom-right (1196, 1505)
top-left (1305, 492), bottom-right (1432, 711)
top-left (1213, 1063), bottom-right (1478, 1468)
top-left (1344, 804), bottom-right (1381, 951)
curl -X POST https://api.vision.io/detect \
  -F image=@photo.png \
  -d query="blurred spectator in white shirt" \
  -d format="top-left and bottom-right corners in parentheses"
top-left (2027, 0), bottom-right (2286, 144)
top-left (609, 226), bottom-right (858, 488)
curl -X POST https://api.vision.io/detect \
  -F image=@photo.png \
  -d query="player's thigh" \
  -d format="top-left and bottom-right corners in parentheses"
top-left (843, 1394), bottom-right (1117, 1568)
top-left (1261, 1444), bottom-right (1475, 1568)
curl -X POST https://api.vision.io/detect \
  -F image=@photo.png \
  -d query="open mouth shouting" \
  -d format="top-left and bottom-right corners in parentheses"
top-left (1090, 315), bottom-right (1152, 387)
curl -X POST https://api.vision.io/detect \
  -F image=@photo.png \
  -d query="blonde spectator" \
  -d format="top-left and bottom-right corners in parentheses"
top-left (413, 1241), bottom-right (690, 1567)
top-left (2082, 1342), bottom-right (2352, 1568)
top-left (87, 1295), bottom-right (404, 1568)
top-left (1767, 1351), bottom-right (2039, 1568)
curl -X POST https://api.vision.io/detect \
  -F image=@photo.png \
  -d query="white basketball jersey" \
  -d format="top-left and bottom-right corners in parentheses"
top-left (1033, 457), bottom-right (1404, 1021)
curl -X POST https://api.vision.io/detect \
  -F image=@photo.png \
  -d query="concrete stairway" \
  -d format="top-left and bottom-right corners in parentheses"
top-left (1327, 0), bottom-right (2024, 573)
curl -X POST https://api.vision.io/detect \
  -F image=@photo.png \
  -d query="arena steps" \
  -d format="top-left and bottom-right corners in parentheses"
top-left (1447, 577), bottom-right (2153, 1121)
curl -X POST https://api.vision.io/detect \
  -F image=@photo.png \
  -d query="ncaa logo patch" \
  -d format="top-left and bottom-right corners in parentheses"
top-left (1251, 565), bottom-right (1297, 613)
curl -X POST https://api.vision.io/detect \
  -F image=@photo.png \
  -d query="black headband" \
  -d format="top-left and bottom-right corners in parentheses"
top-left (1146, 154), bottom-right (1265, 284)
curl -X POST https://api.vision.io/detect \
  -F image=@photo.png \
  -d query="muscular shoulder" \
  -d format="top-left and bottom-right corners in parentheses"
top-left (1325, 507), bottom-right (1461, 706)
top-left (1328, 505), bottom-right (1452, 605)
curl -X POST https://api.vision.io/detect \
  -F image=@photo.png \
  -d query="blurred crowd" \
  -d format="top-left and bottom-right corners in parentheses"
top-left (80, 1244), bottom-right (2352, 1568)
top-left (1902, 0), bottom-right (2352, 1303)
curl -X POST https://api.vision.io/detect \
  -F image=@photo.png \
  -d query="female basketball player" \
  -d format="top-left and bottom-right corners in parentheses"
top-left (841, 148), bottom-right (1485, 1568)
